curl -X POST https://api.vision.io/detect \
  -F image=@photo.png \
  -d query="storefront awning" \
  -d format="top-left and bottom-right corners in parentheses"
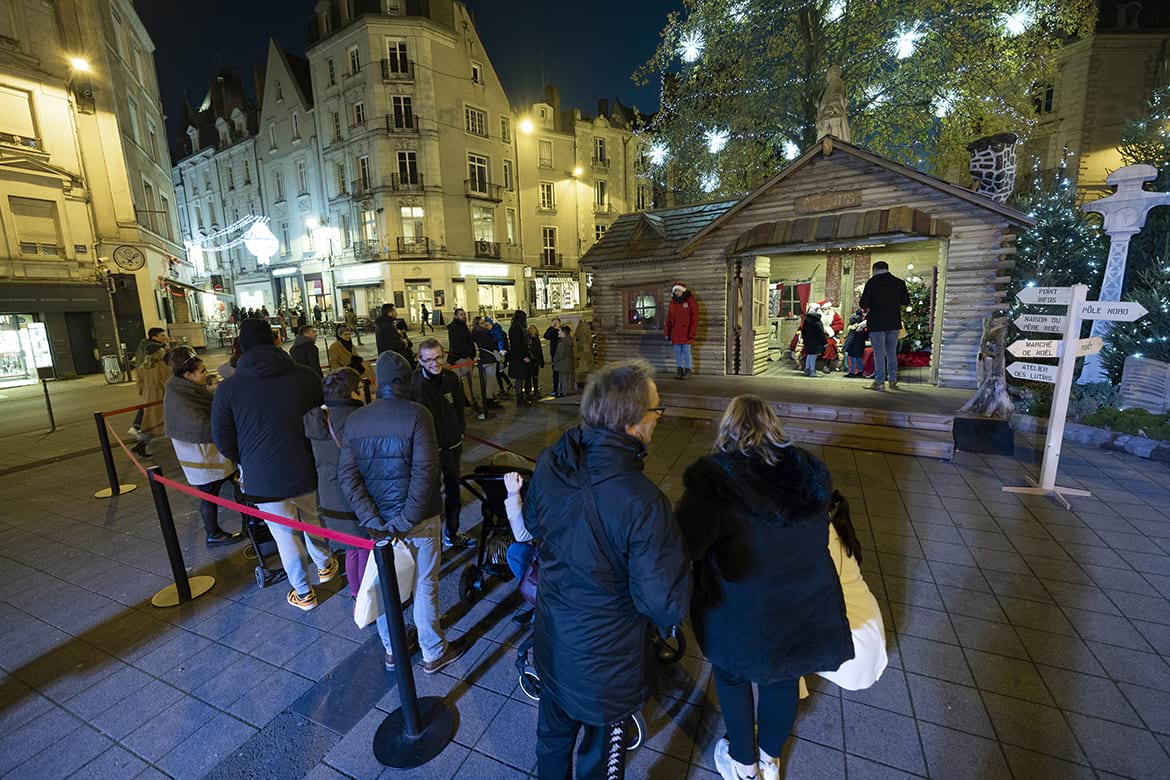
top-left (729, 206), bottom-right (953, 256)
top-left (164, 278), bottom-right (235, 300)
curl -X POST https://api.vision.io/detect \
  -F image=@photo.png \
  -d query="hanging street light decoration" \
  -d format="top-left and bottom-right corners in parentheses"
top-left (678, 29), bottom-right (705, 63)
top-left (890, 22), bottom-right (925, 60)
top-left (242, 219), bottom-right (279, 265)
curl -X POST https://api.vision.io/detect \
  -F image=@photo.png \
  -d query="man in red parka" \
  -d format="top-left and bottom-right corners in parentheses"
top-left (665, 283), bottom-right (699, 379)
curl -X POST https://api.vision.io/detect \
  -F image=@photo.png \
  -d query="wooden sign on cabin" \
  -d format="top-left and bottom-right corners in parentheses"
top-left (1119, 356), bottom-right (1170, 414)
top-left (794, 191), bottom-right (862, 214)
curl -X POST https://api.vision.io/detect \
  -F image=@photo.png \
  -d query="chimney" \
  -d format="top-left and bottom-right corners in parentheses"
top-left (544, 84), bottom-right (561, 129)
top-left (966, 133), bottom-right (1019, 203)
top-left (597, 98), bottom-right (609, 118)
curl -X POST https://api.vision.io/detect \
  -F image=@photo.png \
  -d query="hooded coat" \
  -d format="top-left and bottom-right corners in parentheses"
top-left (859, 271), bottom-right (911, 332)
top-left (374, 314), bottom-right (407, 356)
top-left (524, 425), bottom-right (692, 724)
top-left (447, 319), bottom-right (475, 363)
top-left (304, 399), bottom-right (363, 518)
top-left (676, 447), bottom-right (854, 682)
top-left (665, 288), bottom-right (699, 345)
top-left (801, 311), bottom-right (829, 356)
top-left (210, 345), bottom-right (323, 501)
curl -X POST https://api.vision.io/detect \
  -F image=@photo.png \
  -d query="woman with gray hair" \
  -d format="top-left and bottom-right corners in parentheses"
top-left (676, 395), bottom-right (853, 780)
top-left (524, 359), bottom-right (691, 779)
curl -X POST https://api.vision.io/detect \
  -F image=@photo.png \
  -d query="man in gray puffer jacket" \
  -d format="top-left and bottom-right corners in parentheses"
top-left (337, 350), bottom-right (469, 674)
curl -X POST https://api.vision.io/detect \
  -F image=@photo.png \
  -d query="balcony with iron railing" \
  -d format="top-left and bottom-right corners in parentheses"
top-left (390, 172), bottom-right (424, 191)
top-left (350, 178), bottom-right (373, 196)
top-left (382, 58), bottom-right (415, 81)
top-left (474, 240), bottom-right (501, 259)
top-left (541, 251), bottom-right (564, 268)
top-left (464, 179), bottom-right (503, 202)
top-left (0, 131), bottom-right (42, 151)
top-left (397, 236), bottom-right (430, 256)
top-left (352, 239), bottom-right (385, 260)
top-left (591, 156), bottom-right (609, 171)
top-left (593, 202), bottom-right (612, 215)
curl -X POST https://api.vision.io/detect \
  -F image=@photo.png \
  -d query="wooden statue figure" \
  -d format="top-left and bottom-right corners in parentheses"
top-left (958, 314), bottom-right (1014, 418)
top-left (816, 65), bottom-right (851, 143)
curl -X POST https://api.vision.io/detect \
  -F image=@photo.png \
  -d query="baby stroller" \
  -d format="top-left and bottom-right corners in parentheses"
top-left (457, 460), bottom-right (533, 604)
top-left (242, 515), bottom-right (287, 590)
top-left (513, 573), bottom-right (688, 751)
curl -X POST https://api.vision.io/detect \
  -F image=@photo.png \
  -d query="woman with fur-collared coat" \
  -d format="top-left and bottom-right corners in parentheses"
top-left (676, 395), bottom-right (853, 780)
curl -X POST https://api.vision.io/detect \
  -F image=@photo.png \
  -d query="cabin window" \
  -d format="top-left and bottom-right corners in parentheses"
top-left (621, 285), bottom-right (663, 329)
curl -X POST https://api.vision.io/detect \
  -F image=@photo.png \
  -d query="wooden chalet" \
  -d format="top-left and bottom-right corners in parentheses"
top-left (582, 137), bottom-right (1036, 389)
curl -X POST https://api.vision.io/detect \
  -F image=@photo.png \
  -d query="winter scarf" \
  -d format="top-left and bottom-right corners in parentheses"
top-left (164, 374), bottom-right (216, 443)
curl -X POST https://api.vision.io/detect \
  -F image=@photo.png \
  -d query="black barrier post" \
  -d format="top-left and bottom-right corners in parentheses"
top-left (93, 411), bottom-right (137, 498)
top-left (476, 363), bottom-right (490, 421)
top-left (371, 538), bottom-right (456, 768)
top-left (363, 378), bottom-right (372, 403)
top-left (145, 466), bottom-right (215, 607)
top-left (41, 379), bottom-right (56, 432)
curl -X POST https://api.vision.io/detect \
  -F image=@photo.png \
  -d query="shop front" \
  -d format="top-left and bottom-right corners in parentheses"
top-left (457, 261), bottom-right (522, 320)
top-left (271, 265), bottom-right (306, 314)
top-left (160, 278), bottom-right (234, 350)
top-left (0, 282), bottom-right (116, 377)
top-left (304, 273), bottom-right (334, 324)
top-left (0, 314), bottom-right (37, 387)
top-left (335, 262), bottom-right (389, 323)
top-left (533, 270), bottom-right (582, 313)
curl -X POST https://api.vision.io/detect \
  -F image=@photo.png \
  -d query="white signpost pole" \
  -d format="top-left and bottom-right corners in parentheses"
top-left (1004, 283), bottom-right (1093, 508)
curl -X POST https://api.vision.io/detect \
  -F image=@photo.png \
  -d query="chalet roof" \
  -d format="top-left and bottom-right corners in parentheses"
top-left (582, 199), bottom-right (738, 267)
top-left (679, 136), bottom-right (1036, 257)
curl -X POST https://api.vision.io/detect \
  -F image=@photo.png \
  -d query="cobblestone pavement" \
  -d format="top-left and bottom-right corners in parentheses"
top-left (3, 391), bottom-right (1170, 779)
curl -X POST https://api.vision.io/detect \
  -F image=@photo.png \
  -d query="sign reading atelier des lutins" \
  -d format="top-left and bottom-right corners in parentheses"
top-left (794, 191), bottom-right (862, 214)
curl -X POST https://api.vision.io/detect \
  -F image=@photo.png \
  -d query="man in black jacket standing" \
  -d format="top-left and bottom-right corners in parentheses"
top-left (338, 351), bottom-right (469, 674)
top-left (859, 260), bottom-right (911, 391)
top-left (413, 339), bottom-right (476, 550)
top-left (446, 308), bottom-right (477, 409)
top-left (524, 359), bottom-right (691, 779)
top-left (211, 318), bottom-right (337, 611)
top-left (374, 303), bottom-right (406, 357)
top-left (472, 318), bottom-right (502, 408)
top-left (289, 324), bottom-right (323, 377)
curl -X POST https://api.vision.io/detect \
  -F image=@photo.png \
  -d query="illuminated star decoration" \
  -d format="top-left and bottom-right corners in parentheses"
top-left (700, 172), bottom-right (720, 193)
top-left (825, 0), bottom-right (845, 23)
top-left (678, 29), bottom-right (705, 63)
top-left (890, 22), bottom-right (924, 59)
top-left (782, 141), bottom-right (800, 160)
top-left (1000, 7), bottom-right (1034, 36)
top-left (649, 143), bottom-right (668, 166)
top-left (705, 128), bottom-right (730, 154)
top-left (729, 0), bottom-right (748, 23)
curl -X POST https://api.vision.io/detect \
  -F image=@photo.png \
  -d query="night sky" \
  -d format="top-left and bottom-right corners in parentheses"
top-left (137, 0), bottom-right (680, 146)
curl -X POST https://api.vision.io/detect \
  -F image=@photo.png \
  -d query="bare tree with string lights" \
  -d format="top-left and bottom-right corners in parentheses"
top-left (635, 0), bottom-right (1097, 202)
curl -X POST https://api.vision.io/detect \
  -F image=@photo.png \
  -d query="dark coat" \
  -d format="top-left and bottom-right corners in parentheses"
top-left (676, 448), bottom-right (854, 683)
top-left (211, 346), bottom-right (323, 502)
top-left (802, 314), bottom-right (828, 356)
top-left (375, 314), bottom-right (406, 356)
top-left (843, 312), bottom-right (868, 358)
top-left (528, 334), bottom-right (545, 369)
top-left (304, 399), bottom-right (362, 516)
top-left (289, 335), bottom-right (323, 377)
top-left (524, 425), bottom-right (692, 725)
top-left (552, 339), bottom-right (574, 375)
top-left (473, 327), bottom-right (498, 364)
top-left (508, 321), bottom-right (532, 380)
top-left (543, 326), bottom-right (561, 367)
top-left (447, 320), bottom-right (475, 362)
top-left (859, 271), bottom-right (910, 332)
top-left (411, 368), bottom-right (465, 450)
top-left (336, 383), bottom-right (441, 534)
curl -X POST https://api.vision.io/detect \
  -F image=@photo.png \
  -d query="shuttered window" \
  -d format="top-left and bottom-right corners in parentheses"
top-left (0, 86), bottom-right (36, 140)
top-left (10, 196), bottom-right (62, 254)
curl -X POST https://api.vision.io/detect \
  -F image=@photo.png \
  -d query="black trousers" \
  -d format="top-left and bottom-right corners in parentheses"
top-left (536, 692), bottom-right (627, 780)
top-left (195, 474), bottom-right (243, 536)
top-left (438, 445), bottom-right (462, 539)
top-left (711, 665), bottom-right (798, 765)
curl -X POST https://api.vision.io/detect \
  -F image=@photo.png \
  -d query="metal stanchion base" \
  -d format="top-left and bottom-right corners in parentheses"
top-left (151, 575), bottom-right (215, 607)
top-left (373, 696), bottom-right (457, 768)
top-left (95, 484), bottom-right (138, 498)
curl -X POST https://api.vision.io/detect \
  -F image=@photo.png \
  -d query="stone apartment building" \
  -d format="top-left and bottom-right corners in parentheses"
top-left (0, 0), bottom-right (183, 382)
top-left (1021, 0), bottom-right (1170, 198)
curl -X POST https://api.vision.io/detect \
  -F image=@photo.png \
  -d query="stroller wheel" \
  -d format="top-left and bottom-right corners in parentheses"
top-left (254, 565), bottom-right (268, 589)
top-left (459, 565), bottom-right (480, 604)
top-left (623, 712), bottom-right (645, 751)
top-left (243, 544), bottom-right (259, 561)
top-left (653, 625), bottom-right (687, 664)
top-left (518, 670), bottom-right (541, 701)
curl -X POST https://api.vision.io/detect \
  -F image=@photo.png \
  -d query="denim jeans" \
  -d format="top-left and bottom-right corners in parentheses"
top-left (847, 355), bottom-right (863, 375)
top-left (674, 343), bottom-right (693, 370)
top-left (804, 353), bottom-right (818, 374)
top-left (255, 493), bottom-right (335, 597)
top-left (870, 330), bottom-right (900, 385)
top-left (376, 515), bottom-right (446, 662)
top-left (506, 541), bottom-right (535, 580)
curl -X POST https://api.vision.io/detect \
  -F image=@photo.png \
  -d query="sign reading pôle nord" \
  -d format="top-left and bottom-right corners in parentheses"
top-left (1079, 301), bottom-right (1149, 322)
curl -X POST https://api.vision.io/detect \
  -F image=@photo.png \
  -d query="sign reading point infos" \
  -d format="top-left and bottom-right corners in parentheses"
top-left (1017, 286), bottom-right (1072, 305)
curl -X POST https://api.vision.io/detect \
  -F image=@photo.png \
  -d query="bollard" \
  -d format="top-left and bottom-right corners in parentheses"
top-left (371, 538), bottom-right (456, 768)
top-left (146, 466), bottom-right (215, 607)
top-left (41, 379), bottom-right (56, 432)
top-left (363, 377), bottom-right (372, 404)
top-left (476, 363), bottom-right (490, 421)
top-left (93, 411), bottom-right (137, 498)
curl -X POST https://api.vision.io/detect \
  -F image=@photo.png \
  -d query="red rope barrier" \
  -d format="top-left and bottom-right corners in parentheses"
top-left (102, 400), bottom-right (163, 418)
top-left (105, 420), bottom-right (150, 479)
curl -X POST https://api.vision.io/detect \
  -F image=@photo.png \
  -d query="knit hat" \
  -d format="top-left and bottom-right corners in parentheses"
top-left (239, 318), bottom-right (274, 352)
top-left (376, 350), bottom-right (412, 386)
top-left (335, 323), bottom-right (350, 339)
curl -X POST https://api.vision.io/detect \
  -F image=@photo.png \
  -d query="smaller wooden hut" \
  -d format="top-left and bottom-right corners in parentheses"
top-left (582, 138), bottom-right (1036, 388)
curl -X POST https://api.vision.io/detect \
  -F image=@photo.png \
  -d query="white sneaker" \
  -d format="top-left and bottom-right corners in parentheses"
top-left (126, 425), bottom-right (140, 436)
top-left (759, 747), bottom-right (780, 780)
top-left (714, 737), bottom-right (758, 780)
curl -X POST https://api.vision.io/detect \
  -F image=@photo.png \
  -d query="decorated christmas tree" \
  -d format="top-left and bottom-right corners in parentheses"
top-left (901, 274), bottom-right (932, 352)
top-left (1102, 267), bottom-right (1170, 380)
top-left (1118, 84), bottom-right (1170, 286)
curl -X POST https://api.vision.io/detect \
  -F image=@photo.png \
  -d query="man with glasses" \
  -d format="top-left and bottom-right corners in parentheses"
top-left (413, 339), bottom-right (476, 549)
top-left (524, 359), bottom-right (690, 779)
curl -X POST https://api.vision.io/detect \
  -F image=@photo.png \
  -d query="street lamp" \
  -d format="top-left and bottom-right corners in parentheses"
top-left (519, 118), bottom-right (534, 135)
top-left (70, 57), bottom-right (90, 72)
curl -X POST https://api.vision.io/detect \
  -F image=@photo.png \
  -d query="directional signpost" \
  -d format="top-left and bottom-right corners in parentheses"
top-left (1005, 283), bottom-right (1146, 508)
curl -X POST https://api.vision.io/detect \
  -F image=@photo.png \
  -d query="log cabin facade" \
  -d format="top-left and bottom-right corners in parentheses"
top-left (581, 138), bottom-right (1036, 389)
